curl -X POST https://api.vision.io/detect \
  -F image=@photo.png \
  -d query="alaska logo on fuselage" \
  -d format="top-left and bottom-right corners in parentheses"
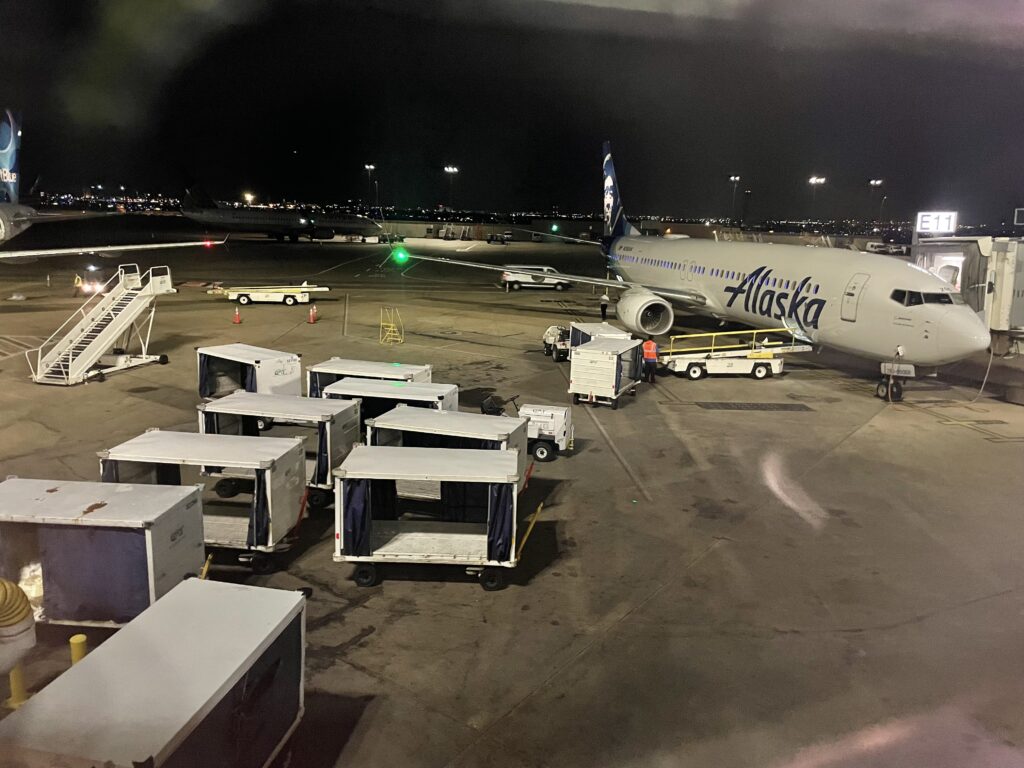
top-left (723, 266), bottom-right (826, 331)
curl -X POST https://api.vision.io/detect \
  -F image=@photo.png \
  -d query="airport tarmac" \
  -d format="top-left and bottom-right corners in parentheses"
top-left (2, 228), bottom-right (1024, 768)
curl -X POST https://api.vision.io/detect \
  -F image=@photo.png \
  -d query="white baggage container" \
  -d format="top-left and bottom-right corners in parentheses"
top-left (322, 377), bottom-right (458, 428)
top-left (198, 391), bottom-right (361, 509)
top-left (568, 322), bottom-right (632, 357)
top-left (0, 579), bottom-right (306, 768)
top-left (196, 343), bottom-right (301, 399)
top-left (0, 479), bottom-right (204, 626)
top-left (568, 337), bottom-right (643, 409)
top-left (367, 405), bottom-right (529, 492)
top-left (334, 446), bottom-right (520, 591)
top-left (307, 357), bottom-right (432, 396)
top-left (98, 430), bottom-right (305, 571)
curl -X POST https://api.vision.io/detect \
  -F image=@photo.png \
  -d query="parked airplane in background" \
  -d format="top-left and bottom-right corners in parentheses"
top-left (407, 142), bottom-right (991, 401)
top-left (0, 110), bottom-right (221, 261)
top-left (181, 187), bottom-right (380, 242)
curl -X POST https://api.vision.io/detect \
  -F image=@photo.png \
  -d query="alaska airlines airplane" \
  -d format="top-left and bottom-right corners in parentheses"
top-left (182, 187), bottom-right (380, 242)
top-left (0, 109), bottom-right (221, 261)
top-left (410, 142), bottom-right (990, 400)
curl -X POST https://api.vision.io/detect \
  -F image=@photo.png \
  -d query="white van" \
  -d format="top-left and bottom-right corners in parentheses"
top-left (500, 265), bottom-right (571, 291)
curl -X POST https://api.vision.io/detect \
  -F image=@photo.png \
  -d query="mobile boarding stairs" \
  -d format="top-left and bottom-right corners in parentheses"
top-left (26, 264), bottom-right (176, 386)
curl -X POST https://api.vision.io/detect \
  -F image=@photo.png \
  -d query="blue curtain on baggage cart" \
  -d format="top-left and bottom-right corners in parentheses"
top-left (198, 353), bottom-right (212, 397)
top-left (246, 469), bottom-right (271, 548)
top-left (202, 411), bottom-right (219, 434)
top-left (342, 479), bottom-right (371, 555)
top-left (100, 459), bottom-right (119, 482)
top-left (314, 421), bottom-right (330, 485)
top-left (242, 363), bottom-right (257, 393)
top-left (487, 482), bottom-right (514, 562)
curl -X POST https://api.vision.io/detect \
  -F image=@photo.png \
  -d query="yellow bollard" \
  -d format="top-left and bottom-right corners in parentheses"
top-left (4, 663), bottom-right (28, 709)
top-left (69, 633), bottom-right (88, 666)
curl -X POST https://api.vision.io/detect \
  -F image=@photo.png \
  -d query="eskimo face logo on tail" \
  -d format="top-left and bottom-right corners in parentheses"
top-left (723, 266), bottom-right (826, 331)
top-left (0, 109), bottom-right (20, 204)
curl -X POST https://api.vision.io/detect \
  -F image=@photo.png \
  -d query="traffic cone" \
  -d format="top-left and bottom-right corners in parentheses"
top-left (308, 304), bottom-right (318, 324)
top-left (232, 306), bottom-right (242, 324)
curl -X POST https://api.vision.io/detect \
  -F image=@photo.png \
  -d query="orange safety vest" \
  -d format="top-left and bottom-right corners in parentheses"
top-left (642, 340), bottom-right (658, 361)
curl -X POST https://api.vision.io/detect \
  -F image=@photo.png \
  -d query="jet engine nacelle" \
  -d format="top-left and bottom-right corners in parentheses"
top-left (616, 288), bottom-right (674, 336)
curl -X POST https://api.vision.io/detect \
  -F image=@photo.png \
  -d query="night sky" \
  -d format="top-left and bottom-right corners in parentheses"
top-left (5, 0), bottom-right (1024, 222)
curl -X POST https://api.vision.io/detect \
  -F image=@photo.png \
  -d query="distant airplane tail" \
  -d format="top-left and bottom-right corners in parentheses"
top-left (182, 185), bottom-right (218, 210)
top-left (1, 109), bottom-right (22, 204)
top-left (602, 141), bottom-right (639, 238)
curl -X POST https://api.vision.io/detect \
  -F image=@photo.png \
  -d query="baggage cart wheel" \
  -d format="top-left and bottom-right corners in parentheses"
top-left (308, 488), bottom-right (332, 510)
top-left (237, 294), bottom-right (251, 305)
top-left (510, 282), bottom-right (521, 291)
top-left (532, 441), bottom-right (555, 462)
top-left (543, 343), bottom-right (552, 356)
top-left (250, 553), bottom-right (275, 574)
top-left (554, 282), bottom-right (567, 291)
top-left (610, 398), bottom-right (618, 410)
top-left (256, 417), bottom-right (274, 431)
top-left (751, 363), bottom-right (771, 380)
top-left (214, 478), bottom-right (240, 498)
top-left (354, 564), bottom-right (379, 588)
top-left (480, 568), bottom-right (506, 591)
top-left (630, 387), bottom-right (637, 396)
top-left (572, 393), bottom-right (580, 405)
top-left (284, 295), bottom-right (297, 306)
top-left (686, 363), bottom-right (705, 380)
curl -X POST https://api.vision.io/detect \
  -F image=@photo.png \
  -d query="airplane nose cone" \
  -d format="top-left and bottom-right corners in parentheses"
top-left (937, 310), bottom-right (990, 363)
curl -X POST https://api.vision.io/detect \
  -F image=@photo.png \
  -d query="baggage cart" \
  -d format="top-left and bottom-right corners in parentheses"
top-left (322, 377), bottom-right (458, 429)
top-left (660, 327), bottom-right (813, 380)
top-left (196, 343), bottom-right (301, 399)
top-left (334, 446), bottom-right (520, 590)
top-left (98, 430), bottom-right (305, 571)
top-left (209, 281), bottom-right (329, 305)
top-left (307, 357), bottom-right (432, 396)
top-left (0, 478), bottom-right (204, 627)
top-left (198, 392), bottom-right (361, 509)
top-left (367, 405), bottom-right (528, 491)
top-left (568, 322), bottom-right (632, 358)
top-left (0, 579), bottom-right (306, 768)
top-left (568, 337), bottom-right (642, 409)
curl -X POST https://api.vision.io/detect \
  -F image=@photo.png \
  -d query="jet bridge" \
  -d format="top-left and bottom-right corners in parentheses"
top-left (914, 236), bottom-right (1023, 354)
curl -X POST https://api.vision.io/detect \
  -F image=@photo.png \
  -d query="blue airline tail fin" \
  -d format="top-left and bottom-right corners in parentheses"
top-left (602, 141), bottom-right (639, 238)
top-left (0, 109), bottom-right (21, 204)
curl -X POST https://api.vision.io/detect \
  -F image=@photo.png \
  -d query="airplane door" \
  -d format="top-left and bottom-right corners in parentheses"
top-left (841, 273), bottom-right (870, 322)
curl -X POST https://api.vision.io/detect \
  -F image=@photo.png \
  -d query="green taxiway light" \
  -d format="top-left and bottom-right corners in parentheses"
top-left (551, 223), bottom-right (559, 232)
top-left (392, 247), bottom-right (410, 264)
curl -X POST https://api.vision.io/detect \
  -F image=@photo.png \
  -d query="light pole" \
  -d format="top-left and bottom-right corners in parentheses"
top-left (807, 176), bottom-right (826, 222)
top-left (729, 175), bottom-right (741, 223)
top-left (364, 164), bottom-right (376, 207)
top-left (868, 179), bottom-right (884, 224)
top-left (444, 166), bottom-right (459, 209)
top-left (878, 194), bottom-right (888, 224)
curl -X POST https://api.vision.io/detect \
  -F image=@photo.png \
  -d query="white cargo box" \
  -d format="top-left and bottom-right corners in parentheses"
top-left (367, 405), bottom-right (528, 492)
top-left (0, 579), bottom-right (306, 768)
top-left (0, 479), bottom-right (204, 627)
top-left (197, 343), bottom-right (302, 399)
top-left (307, 357), bottom-right (432, 395)
top-left (569, 322), bottom-right (632, 355)
top-left (98, 430), bottom-right (305, 561)
top-left (323, 377), bottom-right (458, 427)
top-left (568, 337), bottom-right (642, 408)
top-left (198, 392), bottom-right (361, 507)
top-left (334, 446), bottom-right (520, 588)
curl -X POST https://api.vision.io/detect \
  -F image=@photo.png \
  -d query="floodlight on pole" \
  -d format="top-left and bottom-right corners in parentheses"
top-left (444, 166), bottom-right (459, 208)
top-left (243, 192), bottom-right (255, 205)
top-left (869, 178), bottom-right (884, 187)
top-left (364, 164), bottom-right (376, 206)
top-left (728, 175), bottom-right (741, 223)
top-left (807, 176), bottom-right (826, 222)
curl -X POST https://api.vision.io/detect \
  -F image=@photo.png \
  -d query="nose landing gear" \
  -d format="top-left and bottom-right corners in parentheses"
top-left (875, 378), bottom-right (904, 402)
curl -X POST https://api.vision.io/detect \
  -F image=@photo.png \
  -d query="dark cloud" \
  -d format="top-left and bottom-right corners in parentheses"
top-left (8, 0), bottom-right (1024, 221)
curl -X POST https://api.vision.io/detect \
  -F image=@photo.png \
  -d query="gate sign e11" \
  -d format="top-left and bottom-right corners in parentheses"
top-left (915, 211), bottom-right (958, 234)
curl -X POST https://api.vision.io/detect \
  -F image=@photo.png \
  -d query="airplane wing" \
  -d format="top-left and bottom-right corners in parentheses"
top-left (406, 252), bottom-right (708, 308)
top-left (0, 237), bottom-right (226, 262)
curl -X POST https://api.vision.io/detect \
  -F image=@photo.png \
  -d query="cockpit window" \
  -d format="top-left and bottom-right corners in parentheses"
top-left (891, 289), bottom-right (959, 307)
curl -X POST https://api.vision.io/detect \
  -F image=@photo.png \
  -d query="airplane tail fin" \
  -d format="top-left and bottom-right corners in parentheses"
top-left (182, 185), bottom-right (218, 210)
top-left (602, 141), bottom-right (639, 238)
top-left (1, 109), bottom-right (22, 205)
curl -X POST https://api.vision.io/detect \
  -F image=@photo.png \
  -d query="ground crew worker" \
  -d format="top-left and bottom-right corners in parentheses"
top-left (600, 293), bottom-right (610, 321)
top-left (642, 336), bottom-right (659, 385)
